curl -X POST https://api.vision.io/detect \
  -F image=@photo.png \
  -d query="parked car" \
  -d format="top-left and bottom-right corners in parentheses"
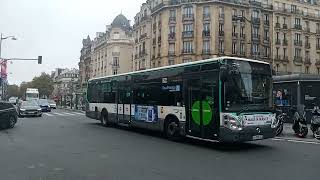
top-left (48, 99), bottom-right (57, 109)
top-left (37, 99), bottom-right (51, 112)
top-left (0, 101), bottom-right (18, 129)
top-left (18, 101), bottom-right (42, 117)
top-left (8, 97), bottom-right (18, 105)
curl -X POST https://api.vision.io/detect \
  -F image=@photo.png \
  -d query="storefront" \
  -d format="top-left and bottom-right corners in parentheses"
top-left (273, 74), bottom-right (320, 123)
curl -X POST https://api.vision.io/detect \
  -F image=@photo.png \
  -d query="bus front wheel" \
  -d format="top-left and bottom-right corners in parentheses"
top-left (164, 118), bottom-right (181, 141)
top-left (100, 112), bottom-right (109, 127)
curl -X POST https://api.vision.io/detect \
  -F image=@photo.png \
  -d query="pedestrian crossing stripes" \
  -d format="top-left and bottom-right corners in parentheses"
top-left (43, 112), bottom-right (84, 117)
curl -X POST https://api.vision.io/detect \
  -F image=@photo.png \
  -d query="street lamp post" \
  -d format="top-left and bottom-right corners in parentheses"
top-left (0, 33), bottom-right (17, 100)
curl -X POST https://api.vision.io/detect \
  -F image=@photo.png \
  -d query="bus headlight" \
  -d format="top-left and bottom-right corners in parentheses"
top-left (224, 115), bottom-right (242, 130)
top-left (271, 114), bottom-right (278, 128)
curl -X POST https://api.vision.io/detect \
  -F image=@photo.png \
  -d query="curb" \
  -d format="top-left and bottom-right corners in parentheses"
top-left (57, 107), bottom-right (85, 113)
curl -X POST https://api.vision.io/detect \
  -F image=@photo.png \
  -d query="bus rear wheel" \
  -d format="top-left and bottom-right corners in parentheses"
top-left (165, 119), bottom-right (181, 141)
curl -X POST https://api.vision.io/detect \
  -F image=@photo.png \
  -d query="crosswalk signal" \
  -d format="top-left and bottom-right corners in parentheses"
top-left (38, 56), bottom-right (42, 64)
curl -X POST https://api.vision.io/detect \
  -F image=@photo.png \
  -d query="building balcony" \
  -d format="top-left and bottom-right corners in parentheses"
top-left (294, 56), bottom-right (303, 63)
top-left (283, 56), bottom-right (289, 62)
top-left (252, 34), bottom-right (260, 41)
top-left (219, 31), bottom-right (224, 37)
top-left (275, 23), bottom-right (281, 29)
top-left (203, 13), bottom-right (210, 21)
top-left (202, 49), bottom-right (210, 55)
top-left (264, 20), bottom-right (270, 26)
top-left (275, 39), bottom-right (281, 45)
top-left (169, 17), bottom-right (176, 23)
top-left (305, 43), bottom-right (311, 49)
top-left (168, 51), bottom-right (175, 56)
top-left (294, 24), bottom-right (302, 30)
top-left (219, 14), bottom-right (224, 21)
top-left (111, 64), bottom-right (120, 69)
top-left (232, 15), bottom-right (238, 22)
top-left (182, 49), bottom-right (194, 54)
top-left (304, 58), bottom-right (311, 65)
top-left (202, 30), bottom-right (210, 38)
top-left (252, 18), bottom-right (260, 25)
top-left (240, 34), bottom-right (246, 39)
top-left (182, 31), bottom-right (194, 38)
top-left (140, 33), bottom-right (147, 41)
top-left (294, 40), bottom-right (302, 47)
top-left (283, 39), bottom-right (288, 46)
top-left (249, 0), bottom-right (262, 7)
top-left (168, 33), bottom-right (176, 41)
top-left (182, 14), bottom-right (194, 21)
top-left (232, 32), bottom-right (238, 38)
top-left (283, 24), bottom-right (288, 29)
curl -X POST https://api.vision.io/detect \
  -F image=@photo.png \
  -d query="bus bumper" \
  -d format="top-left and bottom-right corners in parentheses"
top-left (219, 126), bottom-right (276, 143)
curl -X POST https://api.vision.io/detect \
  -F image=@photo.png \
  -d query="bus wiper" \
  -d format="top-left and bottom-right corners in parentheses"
top-left (237, 105), bottom-right (249, 116)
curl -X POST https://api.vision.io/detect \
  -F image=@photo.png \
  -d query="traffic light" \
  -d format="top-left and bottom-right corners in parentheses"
top-left (38, 56), bottom-right (42, 64)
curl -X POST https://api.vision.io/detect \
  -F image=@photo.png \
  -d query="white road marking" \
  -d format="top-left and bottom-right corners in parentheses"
top-left (44, 113), bottom-right (54, 116)
top-left (51, 112), bottom-right (65, 116)
top-left (272, 137), bottom-right (320, 145)
top-left (72, 112), bottom-right (84, 115)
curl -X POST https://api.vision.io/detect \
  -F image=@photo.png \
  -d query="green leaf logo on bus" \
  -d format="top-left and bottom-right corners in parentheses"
top-left (191, 101), bottom-right (213, 126)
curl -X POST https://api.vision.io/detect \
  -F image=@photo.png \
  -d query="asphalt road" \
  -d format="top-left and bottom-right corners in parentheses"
top-left (0, 109), bottom-right (319, 180)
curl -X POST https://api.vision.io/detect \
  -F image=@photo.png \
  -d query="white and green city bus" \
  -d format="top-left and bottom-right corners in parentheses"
top-left (86, 57), bottom-right (277, 142)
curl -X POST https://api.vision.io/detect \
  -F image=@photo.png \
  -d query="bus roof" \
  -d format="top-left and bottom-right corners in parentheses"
top-left (89, 56), bottom-right (269, 82)
top-left (26, 88), bottom-right (39, 93)
top-left (273, 74), bottom-right (320, 83)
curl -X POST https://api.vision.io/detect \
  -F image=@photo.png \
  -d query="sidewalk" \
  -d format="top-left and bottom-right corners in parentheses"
top-left (57, 106), bottom-right (85, 113)
top-left (275, 123), bottom-right (320, 142)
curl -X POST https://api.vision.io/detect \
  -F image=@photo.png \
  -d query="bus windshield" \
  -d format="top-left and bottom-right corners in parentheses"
top-left (223, 60), bottom-right (272, 112)
top-left (26, 93), bottom-right (39, 98)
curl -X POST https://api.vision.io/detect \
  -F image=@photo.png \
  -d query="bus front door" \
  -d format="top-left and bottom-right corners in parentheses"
top-left (186, 73), bottom-right (219, 140)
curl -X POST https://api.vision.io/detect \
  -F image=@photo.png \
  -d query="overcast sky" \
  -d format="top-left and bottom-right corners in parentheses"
top-left (0, 0), bottom-right (145, 85)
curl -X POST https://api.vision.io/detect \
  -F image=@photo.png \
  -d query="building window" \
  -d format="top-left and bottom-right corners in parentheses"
top-left (141, 59), bottom-right (146, 69)
top-left (169, 43), bottom-right (175, 54)
top-left (276, 47), bottom-right (279, 57)
top-left (183, 41), bottom-right (193, 53)
top-left (318, 68), bottom-right (320, 75)
top-left (264, 29), bottom-right (269, 40)
top-left (232, 42), bottom-right (237, 54)
top-left (169, 26), bottom-right (175, 33)
top-left (317, 23), bottom-right (320, 32)
top-left (170, 9), bottom-right (176, 18)
top-left (317, 38), bottom-right (320, 47)
top-left (240, 10), bottom-right (245, 17)
top-left (291, 5), bottom-right (297, 13)
top-left (203, 40), bottom-right (210, 53)
top-left (295, 33), bottom-right (301, 42)
top-left (283, 33), bottom-right (287, 40)
top-left (264, 14), bottom-right (269, 22)
top-left (295, 48), bottom-right (301, 57)
top-left (253, 27), bottom-right (259, 36)
top-left (240, 42), bottom-right (244, 55)
top-left (252, 10), bottom-right (259, 18)
top-left (283, 17), bottom-right (287, 25)
top-left (203, 6), bottom-right (210, 17)
top-left (232, 25), bottom-right (236, 34)
top-left (113, 70), bottom-right (118, 75)
top-left (240, 26), bottom-right (244, 37)
top-left (232, 9), bottom-right (237, 17)
top-left (276, 64), bottom-right (279, 72)
top-left (168, 57), bottom-right (174, 65)
top-left (219, 40), bottom-right (224, 53)
top-left (276, 32), bottom-right (279, 41)
top-left (253, 44), bottom-right (259, 55)
top-left (276, 16), bottom-right (279, 23)
top-left (203, 23), bottom-right (210, 32)
top-left (283, 48), bottom-right (287, 58)
top-left (219, 23), bottom-right (224, 32)
top-left (183, 24), bottom-right (193, 32)
top-left (183, 6), bottom-right (193, 16)
top-left (219, 7), bottom-right (224, 17)
top-left (295, 18), bottom-right (301, 26)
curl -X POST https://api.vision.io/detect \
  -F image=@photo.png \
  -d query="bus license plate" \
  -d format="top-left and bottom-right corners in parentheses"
top-left (252, 135), bottom-right (263, 140)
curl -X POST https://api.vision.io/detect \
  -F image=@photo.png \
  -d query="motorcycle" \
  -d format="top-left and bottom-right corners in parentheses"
top-left (292, 105), bottom-right (308, 138)
top-left (310, 106), bottom-right (320, 140)
top-left (275, 110), bottom-right (287, 136)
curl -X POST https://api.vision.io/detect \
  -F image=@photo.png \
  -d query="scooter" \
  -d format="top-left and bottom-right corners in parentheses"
top-left (310, 106), bottom-right (320, 140)
top-left (292, 105), bottom-right (308, 138)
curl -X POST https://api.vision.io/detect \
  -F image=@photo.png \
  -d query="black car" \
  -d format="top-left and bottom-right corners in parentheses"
top-left (0, 101), bottom-right (18, 129)
top-left (18, 101), bottom-right (42, 117)
top-left (37, 99), bottom-right (51, 112)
